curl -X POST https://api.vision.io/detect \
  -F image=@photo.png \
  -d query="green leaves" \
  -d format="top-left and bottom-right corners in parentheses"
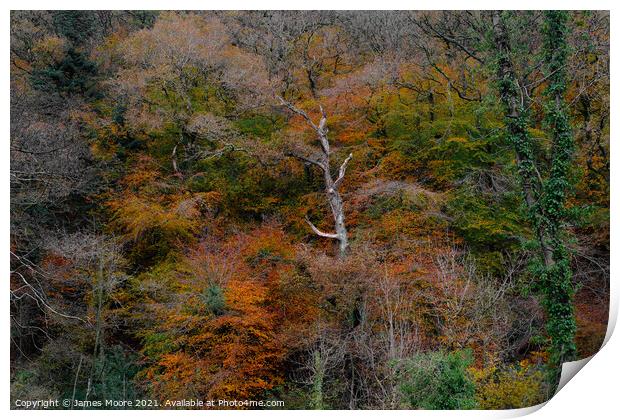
top-left (201, 283), bottom-right (227, 316)
top-left (30, 47), bottom-right (99, 96)
top-left (397, 350), bottom-right (477, 410)
top-left (539, 11), bottom-right (578, 375)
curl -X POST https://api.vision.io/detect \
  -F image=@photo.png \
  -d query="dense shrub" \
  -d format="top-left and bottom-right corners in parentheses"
top-left (397, 350), bottom-right (476, 409)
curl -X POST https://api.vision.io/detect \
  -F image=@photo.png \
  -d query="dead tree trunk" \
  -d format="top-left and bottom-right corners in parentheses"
top-left (279, 97), bottom-right (352, 257)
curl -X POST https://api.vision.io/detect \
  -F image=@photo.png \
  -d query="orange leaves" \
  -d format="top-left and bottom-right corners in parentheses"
top-left (574, 294), bottom-right (608, 358)
top-left (118, 155), bottom-right (160, 191)
top-left (141, 225), bottom-right (315, 403)
top-left (104, 156), bottom-right (226, 269)
top-left (146, 352), bottom-right (207, 400)
top-left (240, 226), bottom-right (295, 264)
top-left (107, 155), bottom-right (223, 243)
top-left (109, 194), bottom-right (195, 243)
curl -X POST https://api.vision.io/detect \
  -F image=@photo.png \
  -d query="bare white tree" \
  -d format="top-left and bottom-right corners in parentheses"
top-left (278, 97), bottom-right (352, 257)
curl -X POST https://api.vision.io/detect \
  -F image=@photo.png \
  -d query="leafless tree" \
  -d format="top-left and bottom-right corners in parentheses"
top-left (279, 97), bottom-right (352, 257)
top-left (44, 232), bottom-right (126, 399)
top-left (293, 322), bottom-right (346, 409)
top-left (351, 270), bottom-right (420, 409)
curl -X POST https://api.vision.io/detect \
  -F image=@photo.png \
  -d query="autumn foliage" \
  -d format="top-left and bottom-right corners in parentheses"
top-left (10, 10), bottom-right (609, 410)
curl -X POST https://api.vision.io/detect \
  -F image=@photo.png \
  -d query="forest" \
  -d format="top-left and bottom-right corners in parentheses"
top-left (10, 10), bottom-right (609, 409)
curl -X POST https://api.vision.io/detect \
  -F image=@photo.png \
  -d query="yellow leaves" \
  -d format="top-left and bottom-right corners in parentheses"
top-left (470, 363), bottom-right (547, 409)
top-left (379, 152), bottom-right (418, 181)
top-left (110, 194), bottom-right (197, 242)
top-left (31, 35), bottom-right (66, 67)
top-left (119, 156), bottom-right (160, 190)
top-left (446, 136), bottom-right (468, 145)
top-left (107, 156), bottom-right (224, 247)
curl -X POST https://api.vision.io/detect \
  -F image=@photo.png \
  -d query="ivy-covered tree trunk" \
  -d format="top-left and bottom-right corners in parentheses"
top-left (491, 11), bottom-right (554, 268)
top-left (492, 10), bottom-right (577, 385)
top-left (539, 10), bottom-right (577, 380)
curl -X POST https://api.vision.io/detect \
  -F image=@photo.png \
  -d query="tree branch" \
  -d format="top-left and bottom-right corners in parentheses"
top-left (333, 153), bottom-right (353, 189)
top-left (286, 151), bottom-right (326, 170)
top-left (278, 96), bottom-right (330, 155)
top-left (10, 270), bottom-right (91, 325)
top-left (305, 216), bottom-right (339, 239)
top-left (277, 96), bottom-right (319, 132)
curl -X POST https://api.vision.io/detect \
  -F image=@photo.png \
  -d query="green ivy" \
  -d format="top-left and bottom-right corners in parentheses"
top-left (538, 10), bottom-right (577, 381)
top-left (493, 11), bottom-right (577, 386)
